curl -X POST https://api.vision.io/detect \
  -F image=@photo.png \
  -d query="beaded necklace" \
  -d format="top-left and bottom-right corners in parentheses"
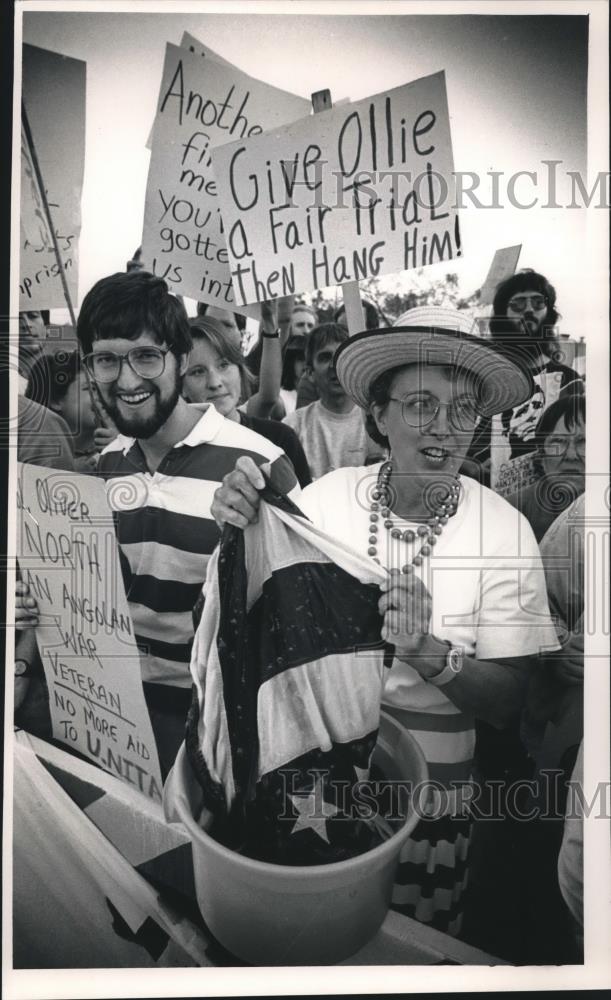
top-left (368, 460), bottom-right (461, 574)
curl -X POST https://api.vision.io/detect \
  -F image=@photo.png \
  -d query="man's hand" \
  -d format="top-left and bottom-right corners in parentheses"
top-left (211, 456), bottom-right (266, 529)
top-left (15, 580), bottom-right (39, 629)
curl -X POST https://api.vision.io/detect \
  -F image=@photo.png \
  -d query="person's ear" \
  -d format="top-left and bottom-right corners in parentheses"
top-left (370, 401), bottom-right (388, 437)
top-left (178, 352), bottom-right (189, 377)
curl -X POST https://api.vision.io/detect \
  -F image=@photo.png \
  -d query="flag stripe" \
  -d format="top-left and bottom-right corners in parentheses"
top-left (257, 652), bottom-right (386, 777)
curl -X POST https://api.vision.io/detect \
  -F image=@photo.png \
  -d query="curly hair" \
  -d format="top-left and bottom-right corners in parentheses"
top-left (492, 269), bottom-right (559, 327)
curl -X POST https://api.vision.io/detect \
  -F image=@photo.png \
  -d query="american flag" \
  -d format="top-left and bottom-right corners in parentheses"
top-left (185, 486), bottom-right (395, 865)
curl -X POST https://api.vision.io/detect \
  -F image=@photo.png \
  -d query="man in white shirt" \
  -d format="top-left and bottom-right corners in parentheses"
top-left (283, 323), bottom-right (382, 479)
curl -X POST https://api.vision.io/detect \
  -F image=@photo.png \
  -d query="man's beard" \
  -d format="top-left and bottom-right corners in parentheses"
top-left (523, 314), bottom-right (557, 360)
top-left (104, 375), bottom-right (181, 439)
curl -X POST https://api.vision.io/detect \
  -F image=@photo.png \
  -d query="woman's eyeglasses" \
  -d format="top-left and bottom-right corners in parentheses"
top-left (507, 295), bottom-right (547, 313)
top-left (542, 434), bottom-right (586, 459)
top-left (388, 392), bottom-right (481, 431)
top-left (83, 346), bottom-right (170, 383)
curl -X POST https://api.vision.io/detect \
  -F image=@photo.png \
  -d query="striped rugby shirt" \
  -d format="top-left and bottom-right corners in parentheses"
top-left (97, 404), bottom-right (299, 689)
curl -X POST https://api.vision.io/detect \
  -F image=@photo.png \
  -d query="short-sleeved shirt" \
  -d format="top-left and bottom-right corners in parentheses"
top-left (97, 404), bottom-right (299, 689)
top-left (283, 400), bottom-right (383, 480)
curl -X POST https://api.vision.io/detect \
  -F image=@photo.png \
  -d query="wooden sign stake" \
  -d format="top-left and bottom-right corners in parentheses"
top-left (311, 89), bottom-right (366, 336)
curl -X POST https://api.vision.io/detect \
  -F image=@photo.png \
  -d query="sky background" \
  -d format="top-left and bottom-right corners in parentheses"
top-left (20, 6), bottom-right (591, 335)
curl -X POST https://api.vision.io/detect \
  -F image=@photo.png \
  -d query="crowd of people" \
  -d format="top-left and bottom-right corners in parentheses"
top-left (14, 265), bottom-right (586, 963)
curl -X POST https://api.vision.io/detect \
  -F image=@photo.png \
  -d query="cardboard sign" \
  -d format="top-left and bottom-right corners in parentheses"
top-left (490, 368), bottom-right (564, 497)
top-left (213, 71), bottom-right (459, 306)
top-left (479, 245), bottom-right (522, 306)
top-left (16, 463), bottom-right (163, 801)
top-left (142, 43), bottom-right (310, 310)
top-left (20, 45), bottom-right (86, 311)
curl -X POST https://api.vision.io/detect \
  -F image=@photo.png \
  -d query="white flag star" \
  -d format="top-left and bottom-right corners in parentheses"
top-left (288, 775), bottom-right (340, 844)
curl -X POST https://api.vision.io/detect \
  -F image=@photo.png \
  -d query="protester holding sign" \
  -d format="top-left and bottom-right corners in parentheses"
top-left (211, 307), bottom-right (559, 934)
top-left (73, 270), bottom-right (299, 774)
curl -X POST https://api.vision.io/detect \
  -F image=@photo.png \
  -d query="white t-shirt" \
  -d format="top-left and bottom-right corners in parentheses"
top-left (279, 388), bottom-right (297, 416)
top-left (283, 400), bottom-right (382, 480)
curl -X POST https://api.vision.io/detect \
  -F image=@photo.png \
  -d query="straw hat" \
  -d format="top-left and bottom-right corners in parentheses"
top-left (334, 306), bottom-right (534, 417)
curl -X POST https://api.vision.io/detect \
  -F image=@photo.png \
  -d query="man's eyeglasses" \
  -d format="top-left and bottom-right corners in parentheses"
top-left (542, 434), bottom-right (586, 459)
top-left (388, 392), bottom-right (481, 431)
top-left (83, 346), bottom-right (170, 383)
top-left (507, 295), bottom-right (547, 313)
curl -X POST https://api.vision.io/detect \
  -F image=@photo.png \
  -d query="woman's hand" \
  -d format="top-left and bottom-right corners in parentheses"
top-left (15, 580), bottom-right (39, 629)
top-left (378, 567), bottom-right (433, 659)
top-left (210, 456), bottom-right (266, 529)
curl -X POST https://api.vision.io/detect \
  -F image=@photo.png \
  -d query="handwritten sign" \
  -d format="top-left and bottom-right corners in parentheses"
top-left (490, 368), bottom-right (564, 497)
top-left (479, 245), bottom-right (522, 306)
top-left (142, 43), bottom-right (310, 310)
top-left (20, 45), bottom-right (86, 311)
top-left (16, 463), bottom-right (163, 801)
top-left (213, 71), bottom-right (459, 306)
top-left (145, 31), bottom-right (235, 150)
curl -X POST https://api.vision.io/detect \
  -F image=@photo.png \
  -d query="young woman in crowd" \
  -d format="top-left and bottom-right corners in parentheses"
top-left (210, 306), bottom-right (559, 936)
top-left (182, 317), bottom-right (311, 488)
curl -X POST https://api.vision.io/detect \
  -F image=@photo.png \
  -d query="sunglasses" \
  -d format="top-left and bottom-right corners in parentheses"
top-left (507, 295), bottom-right (547, 313)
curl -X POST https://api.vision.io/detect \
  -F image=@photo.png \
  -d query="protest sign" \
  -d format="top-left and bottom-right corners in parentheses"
top-left (213, 70), bottom-right (459, 306)
top-left (144, 31), bottom-right (234, 150)
top-left (490, 367), bottom-right (564, 496)
top-left (16, 463), bottom-right (163, 801)
top-left (142, 43), bottom-right (310, 310)
top-left (20, 45), bottom-right (85, 311)
top-left (479, 245), bottom-right (522, 306)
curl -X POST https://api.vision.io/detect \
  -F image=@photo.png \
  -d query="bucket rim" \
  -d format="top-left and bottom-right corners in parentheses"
top-left (171, 714), bottom-right (428, 878)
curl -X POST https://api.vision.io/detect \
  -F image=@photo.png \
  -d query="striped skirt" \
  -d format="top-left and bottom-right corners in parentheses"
top-left (382, 704), bottom-right (475, 936)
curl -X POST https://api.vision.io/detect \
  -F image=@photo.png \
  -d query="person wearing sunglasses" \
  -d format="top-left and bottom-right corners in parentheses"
top-left (464, 269), bottom-right (583, 487)
top-left (506, 392), bottom-right (585, 542)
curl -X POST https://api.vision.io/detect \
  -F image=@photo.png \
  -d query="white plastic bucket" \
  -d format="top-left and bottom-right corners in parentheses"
top-left (167, 712), bottom-right (427, 965)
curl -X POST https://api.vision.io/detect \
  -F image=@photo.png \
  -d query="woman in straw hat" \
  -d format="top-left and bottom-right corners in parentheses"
top-left (210, 306), bottom-right (559, 937)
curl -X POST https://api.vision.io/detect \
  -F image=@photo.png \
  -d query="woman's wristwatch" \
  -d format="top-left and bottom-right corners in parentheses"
top-left (427, 643), bottom-right (464, 687)
top-left (262, 328), bottom-right (281, 339)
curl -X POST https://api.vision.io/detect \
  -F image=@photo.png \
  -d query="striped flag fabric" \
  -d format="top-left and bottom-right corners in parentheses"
top-left (185, 486), bottom-right (395, 866)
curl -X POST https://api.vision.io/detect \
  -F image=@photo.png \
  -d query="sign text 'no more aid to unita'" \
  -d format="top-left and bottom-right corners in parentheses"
top-left (17, 464), bottom-right (163, 801)
top-left (213, 71), bottom-right (460, 306)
